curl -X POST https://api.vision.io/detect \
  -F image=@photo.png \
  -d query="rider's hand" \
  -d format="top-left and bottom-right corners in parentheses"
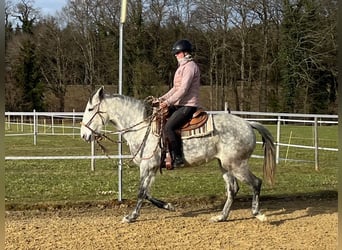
top-left (152, 98), bottom-right (160, 107)
top-left (160, 101), bottom-right (168, 109)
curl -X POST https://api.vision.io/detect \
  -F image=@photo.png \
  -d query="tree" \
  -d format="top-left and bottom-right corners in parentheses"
top-left (35, 18), bottom-right (68, 111)
top-left (192, 0), bottom-right (234, 110)
top-left (12, 0), bottom-right (40, 34)
top-left (252, 0), bottom-right (282, 111)
top-left (229, 0), bottom-right (259, 111)
top-left (279, 0), bottom-right (337, 113)
top-left (4, 0), bottom-right (337, 113)
top-left (15, 38), bottom-right (45, 111)
top-left (63, 0), bottom-right (97, 90)
top-left (6, 0), bottom-right (45, 111)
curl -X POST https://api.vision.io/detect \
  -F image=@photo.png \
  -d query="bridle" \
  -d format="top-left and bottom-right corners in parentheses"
top-left (80, 98), bottom-right (163, 162)
top-left (80, 102), bottom-right (110, 141)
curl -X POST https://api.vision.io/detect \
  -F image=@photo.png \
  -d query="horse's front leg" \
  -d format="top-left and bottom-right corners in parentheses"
top-left (122, 161), bottom-right (165, 223)
top-left (122, 180), bottom-right (148, 223)
top-left (122, 167), bottom-right (154, 223)
top-left (122, 179), bottom-right (175, 223)
top-left (146, 195), bottom-right (175, 211)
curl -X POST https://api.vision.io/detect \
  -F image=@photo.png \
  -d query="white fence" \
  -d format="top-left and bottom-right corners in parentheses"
top-left (5, 110), bottom-right (338, 162)
top-left (5, 110), bottom-right (338, 200)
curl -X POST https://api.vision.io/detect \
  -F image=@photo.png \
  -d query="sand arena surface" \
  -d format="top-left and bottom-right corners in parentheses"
top-left (5, 197), bottom-right (337, 249)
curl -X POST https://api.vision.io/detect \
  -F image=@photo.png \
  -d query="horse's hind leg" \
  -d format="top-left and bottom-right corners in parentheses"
top-left (233, 162), bottom-right (267, 222)
top-left (211, 165), bottom-right (239, 222)
top-left (250, 175), bottom-right (267, 221)
top-left (250, 174), bottom-right (262, 216)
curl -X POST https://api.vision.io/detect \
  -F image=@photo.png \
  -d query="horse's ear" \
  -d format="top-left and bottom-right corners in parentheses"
top-left (97, 86), bottom-right (105, 101)
top-left (89, 86), bottom-right (105, 104)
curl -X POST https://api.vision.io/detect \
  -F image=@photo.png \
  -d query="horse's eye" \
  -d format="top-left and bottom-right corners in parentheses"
top-left (88, 108), bottom-right (94, 111)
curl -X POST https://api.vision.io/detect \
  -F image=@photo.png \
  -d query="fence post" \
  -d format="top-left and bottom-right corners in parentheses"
top-left (43, 119), bottom-right (46, 133)
top-left (91, 140), bottom-right (95, 171)
top-left (276, 116), bottom-right (281, 164)
top-left (73, 109), bottom-right (76, 138)
top-left (51, 115), bottom-right (55, 134)
top-left (118, 133), bottom-right (123, 202)
top-left (21, 115), bottom-right (24, 132)
top-left (33, 109), bottom-right (37, 145)
top-left (7, 114), bottom-right (10, 130)
top-left (314, 117), bottom-right (319, 171)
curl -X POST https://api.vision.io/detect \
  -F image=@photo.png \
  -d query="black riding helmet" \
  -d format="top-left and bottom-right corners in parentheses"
top-left (172, 39), bottom-right (193, 55)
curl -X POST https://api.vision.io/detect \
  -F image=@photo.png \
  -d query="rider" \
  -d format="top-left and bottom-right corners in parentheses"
top-left (158, 39), bottom-right (201, 168)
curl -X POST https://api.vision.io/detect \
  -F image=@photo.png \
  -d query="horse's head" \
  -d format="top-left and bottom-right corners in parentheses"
top-left (80, 86), bottom-right (109, 142)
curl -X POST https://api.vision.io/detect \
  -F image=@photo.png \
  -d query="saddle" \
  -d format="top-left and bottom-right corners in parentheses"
top-left (178, 109), bottom-right (208, 132)
top-left (154, 107), bottom-right (208, 135)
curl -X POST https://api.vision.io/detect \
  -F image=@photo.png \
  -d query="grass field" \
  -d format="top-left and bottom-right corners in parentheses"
top-left (4, 123), bottom-right (338, 209)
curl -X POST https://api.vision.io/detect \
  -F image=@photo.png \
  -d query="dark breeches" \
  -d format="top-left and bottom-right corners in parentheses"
top-left (164, 105), bottom-right (196, 154)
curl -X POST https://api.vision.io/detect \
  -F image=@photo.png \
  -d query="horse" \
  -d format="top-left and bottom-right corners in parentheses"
top-left (80, 86), bottom-right (276, 223)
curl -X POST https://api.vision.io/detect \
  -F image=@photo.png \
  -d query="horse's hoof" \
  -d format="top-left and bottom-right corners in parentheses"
top-left (210, 215), bottom-right (226, 223)
top-left (165, 203), bottom-right (175, 211)
top-left (122, 215), bottom-right (135, 223)
top-left (255, 213), bottom-right (267, 222)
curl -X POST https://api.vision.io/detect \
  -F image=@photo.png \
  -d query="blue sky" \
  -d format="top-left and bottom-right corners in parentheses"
top-left (34, 0), bottom-right (67, 16)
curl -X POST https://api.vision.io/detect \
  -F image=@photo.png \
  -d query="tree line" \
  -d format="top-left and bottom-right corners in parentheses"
top-left (5, 0), bottom-right (337, 113)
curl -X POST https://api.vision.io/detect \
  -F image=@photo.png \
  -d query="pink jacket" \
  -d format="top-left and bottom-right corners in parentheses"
top-left (160, 59), bottom-right (200, 107)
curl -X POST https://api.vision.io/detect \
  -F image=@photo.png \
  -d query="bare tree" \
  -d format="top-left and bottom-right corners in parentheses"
top-left (193, 0), bottom-right (234, 110)
top-left (35, 18), bottom-right (69, 111)
top-left (229, 0), bottom-right (258, 111)
top-left (63, 0), bottom-right (97, 89)
top-left (251, 0), bottom-right (282, 111)
top-left (5, 0), bottom-right (13, 28)
top-left (12, 0), bottom-right (41, 33)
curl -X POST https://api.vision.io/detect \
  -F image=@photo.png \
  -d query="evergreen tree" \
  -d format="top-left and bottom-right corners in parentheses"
top-left (279, 0), bottom-right (304, 112)
top-left (15, 39), bottom-right (45, 111)
top-left (11, 0), bottom-right (45, 111)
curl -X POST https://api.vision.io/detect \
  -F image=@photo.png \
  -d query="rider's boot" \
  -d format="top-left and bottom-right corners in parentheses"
top-left (170, 150), bottom-right (185, 168)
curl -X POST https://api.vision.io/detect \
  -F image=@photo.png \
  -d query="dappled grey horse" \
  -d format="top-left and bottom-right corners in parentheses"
top-left (80, 86), bottom-right (276, 223)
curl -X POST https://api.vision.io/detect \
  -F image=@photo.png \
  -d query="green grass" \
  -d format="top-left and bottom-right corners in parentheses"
top-left (252, 124), bottom-right (337, 162)
top-left (5, 125), bottom-right (338, 209)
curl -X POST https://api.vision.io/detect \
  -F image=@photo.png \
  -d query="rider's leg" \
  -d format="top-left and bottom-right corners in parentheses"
top-left (164, 106), bottom-right (196, 167)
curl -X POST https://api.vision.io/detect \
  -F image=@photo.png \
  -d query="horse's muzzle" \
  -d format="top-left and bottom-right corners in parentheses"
top-left (81, 133), bottom-right (93, 142)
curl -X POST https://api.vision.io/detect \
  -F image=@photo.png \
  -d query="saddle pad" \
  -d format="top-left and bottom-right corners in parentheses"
top-left (181, 114), bottom-right (214, 139)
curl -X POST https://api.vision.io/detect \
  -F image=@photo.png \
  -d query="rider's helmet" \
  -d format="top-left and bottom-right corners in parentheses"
top-left (171, 39), bottom-right (193, 55)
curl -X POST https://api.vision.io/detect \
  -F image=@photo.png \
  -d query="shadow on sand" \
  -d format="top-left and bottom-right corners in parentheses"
top-left (178, 190), bottom-right (337, 224)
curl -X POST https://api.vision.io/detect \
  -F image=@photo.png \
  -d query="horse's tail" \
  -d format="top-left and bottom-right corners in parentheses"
top-left (249, 121), bottom-right (276, 186)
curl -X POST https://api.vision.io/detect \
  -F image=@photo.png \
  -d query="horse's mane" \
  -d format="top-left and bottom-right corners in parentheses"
top-left (109, 94), bottom-right (154, 119)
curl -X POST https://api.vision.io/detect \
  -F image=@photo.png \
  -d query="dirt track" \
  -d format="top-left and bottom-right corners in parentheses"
top-left (5, 196), bottom-right (337, 250)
